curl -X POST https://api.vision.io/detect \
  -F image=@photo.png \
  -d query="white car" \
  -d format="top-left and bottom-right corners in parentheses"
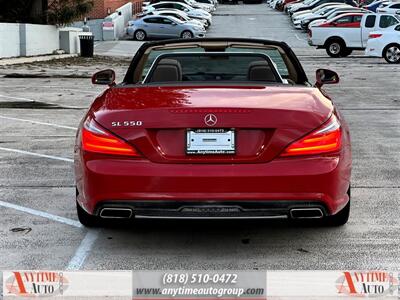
top-left (377, 2), bottom-right (400, 13)
top-left (186, 0), bottom-right (215, 12)
top-left (291, 2), bottom-right (344, 20)
top-left (196, 0), bottom-right (217, 9)
top-left (365, 23), bottom-right (400, 63)
top-left (292, 4), bottom-right (348, 29)
top-left (144, 2), bottom-right (212, 26)
top-left (308, 12), bottom-right (400, 57)
top-left (288, 0), bottom-right (315, 14)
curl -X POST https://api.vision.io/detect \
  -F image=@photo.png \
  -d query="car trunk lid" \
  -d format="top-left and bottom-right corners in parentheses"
top-left (92, 85), bottom-right (333, 163)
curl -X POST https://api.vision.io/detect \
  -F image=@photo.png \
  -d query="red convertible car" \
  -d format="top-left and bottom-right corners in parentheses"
top-left (74, 38), bottom-right (351, 226)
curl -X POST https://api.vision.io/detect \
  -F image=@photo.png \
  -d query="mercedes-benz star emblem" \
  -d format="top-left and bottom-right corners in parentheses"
top-left (204, 114), bottom-right (217, 126)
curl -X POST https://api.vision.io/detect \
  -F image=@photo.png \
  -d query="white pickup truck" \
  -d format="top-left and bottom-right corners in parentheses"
top-left (308, 12), bottom-right (400, 57)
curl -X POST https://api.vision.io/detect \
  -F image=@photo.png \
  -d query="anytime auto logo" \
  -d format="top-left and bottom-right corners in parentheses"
top-left (204, 114), bottom-right (217, 127)
top-left (336, 271), bottom-right (398, 297)
top-left (5, 271), bottom-right (69, 297)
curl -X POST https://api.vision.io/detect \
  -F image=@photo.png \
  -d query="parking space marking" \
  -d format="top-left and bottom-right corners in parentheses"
top-left (0, 200), bottom-right (82, 228)
top-left (0, 115), bottom-right (76, 130)
top-left (66, 230), bottom-right (99, 270)
top-left (295, 34), bottom-right (307, 41)
top-left (0, 147), bottom-right (73, 162)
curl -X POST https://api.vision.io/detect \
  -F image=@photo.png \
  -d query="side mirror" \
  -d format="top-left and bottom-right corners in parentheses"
top-left (92, 69), bottom-right (116, 86)
top-left (315, 68), bottom-right (339, 88)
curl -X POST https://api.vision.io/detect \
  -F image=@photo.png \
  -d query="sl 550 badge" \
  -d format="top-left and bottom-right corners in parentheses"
top-left (111, 121), bottom-right (143, 127)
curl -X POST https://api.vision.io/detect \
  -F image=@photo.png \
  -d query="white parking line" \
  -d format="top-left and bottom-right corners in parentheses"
top-left (66, 230), bottom-right (100, 270)
top-left (295, 34), bottom-right (306, 41)
top-left (0, 115), bottom-right (76, 130)
top-left (0, 200), bottom-right (82, 228)
top-left (0, 147), bottom-right (73, 162)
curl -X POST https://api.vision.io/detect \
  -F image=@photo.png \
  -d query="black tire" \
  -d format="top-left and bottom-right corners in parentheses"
top-left (75, 188), bottom-right (100, 227)
top-left (181, 30), bottom-right (193, 39)
top-left (325, 39), bottom-right (346, 58)
top-left (76, 200), bottom-right (101, 227)
top-left (324, 187), bottom-right (351, 226)
top-left (340, 48), bottom-right (353, 57)
top-left (383, 44), bottom-right (400, 64)
top-left (134, 29), bottom-right (146, 41)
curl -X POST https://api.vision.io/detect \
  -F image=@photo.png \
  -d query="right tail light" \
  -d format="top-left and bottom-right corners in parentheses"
top-left (280, 115), bottom-right (342, 157)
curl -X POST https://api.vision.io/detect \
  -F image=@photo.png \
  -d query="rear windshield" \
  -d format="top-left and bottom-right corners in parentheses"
top-left (139, 46), bottom-right (289, 81)
top-left (143, 53), bottom-right (282, 84)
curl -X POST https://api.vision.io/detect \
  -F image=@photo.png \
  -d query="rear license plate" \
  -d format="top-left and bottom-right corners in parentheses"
top-left (186, 129), bottom-right (235, 155)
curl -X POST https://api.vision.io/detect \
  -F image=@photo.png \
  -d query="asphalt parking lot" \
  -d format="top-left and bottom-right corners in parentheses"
top-left (0, 3), bottom-right (399, 271)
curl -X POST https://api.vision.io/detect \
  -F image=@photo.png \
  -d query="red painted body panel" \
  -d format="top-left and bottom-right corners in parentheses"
top-left (90, 86), bottom-right (334, 163)
top-left (74, 85), bottom-right (352, 217)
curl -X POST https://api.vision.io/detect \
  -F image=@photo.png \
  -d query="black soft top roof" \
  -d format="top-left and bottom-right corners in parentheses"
top-left (122, 38), bottom-right (309, 84)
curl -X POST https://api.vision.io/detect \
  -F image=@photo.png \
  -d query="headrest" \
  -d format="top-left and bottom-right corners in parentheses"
top-left (149, 59), bottom-right (182, 82)
top-left (247, 61), bottom-right (277, 82)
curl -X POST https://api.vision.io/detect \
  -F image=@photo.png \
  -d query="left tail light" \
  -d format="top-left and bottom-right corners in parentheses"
top-left (280, 115), bottom-right (342, 157)
top-left (81, 118), bottom-right (141, 157)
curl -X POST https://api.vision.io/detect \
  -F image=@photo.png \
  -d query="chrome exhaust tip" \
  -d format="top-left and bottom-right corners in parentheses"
top-left (290, 208), bottom-right (324, 219)
top-left (99, 208), bottom-right (133, 219)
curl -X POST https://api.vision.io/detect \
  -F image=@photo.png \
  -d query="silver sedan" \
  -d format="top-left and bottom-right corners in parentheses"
top-left (134, 9), bottom-right (208, 29)
top-left (127, 15), bottom-right (206, 40)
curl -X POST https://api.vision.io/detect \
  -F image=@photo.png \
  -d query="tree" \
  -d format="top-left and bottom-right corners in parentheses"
top-left (0, 0), bottom-right (36, 23)
top-left (47, 0), bottom-right (94, 27)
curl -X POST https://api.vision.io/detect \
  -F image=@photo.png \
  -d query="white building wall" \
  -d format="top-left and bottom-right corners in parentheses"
top-left (22, 24), bottom-right (59, 56)
top-left (0, 23), bottom-right (21, 58)
top-left (0, 23), bottom-right (84, 58)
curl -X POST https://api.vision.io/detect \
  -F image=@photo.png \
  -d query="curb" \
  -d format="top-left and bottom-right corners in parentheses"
top-left (0, 54), bottom-right (79, 66)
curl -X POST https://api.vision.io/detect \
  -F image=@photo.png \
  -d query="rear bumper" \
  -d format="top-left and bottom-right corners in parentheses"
top-left (365, 40), bottom-right (383, 57)
top-left (75, 150), bottom-right (351, 217)
top-left (94, 200), bottom-right (328, 219)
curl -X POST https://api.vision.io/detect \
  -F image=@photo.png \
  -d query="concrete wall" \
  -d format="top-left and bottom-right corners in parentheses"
top-left (72, 19), bottom-right (104, 41)
top-left (0, 23), bottom-right (84, 58)
top-left (0, 23), bottom-right (20, 58)
top-left (117, 2), bottom-right (133, 24)
top-left (102, 2), bottom-right (132, 41)
top-left (22, 24), bottom-right (59, 56)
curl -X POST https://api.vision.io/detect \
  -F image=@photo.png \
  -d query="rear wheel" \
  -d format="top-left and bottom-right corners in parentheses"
top-left (76, 201), bottom-right (101, 227)
top-left (76, 188), bottom-right (101, 227)
top-left (324, 186), bottom-right (351, 226)
top-left (134, 29), bottom-right (146, 41)
top-left (181, 30), bottom-right (193, 39)
top-left (325, 39), bottom-right (345, 58)
top-left (383, 44), bottom-right (400, 64)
